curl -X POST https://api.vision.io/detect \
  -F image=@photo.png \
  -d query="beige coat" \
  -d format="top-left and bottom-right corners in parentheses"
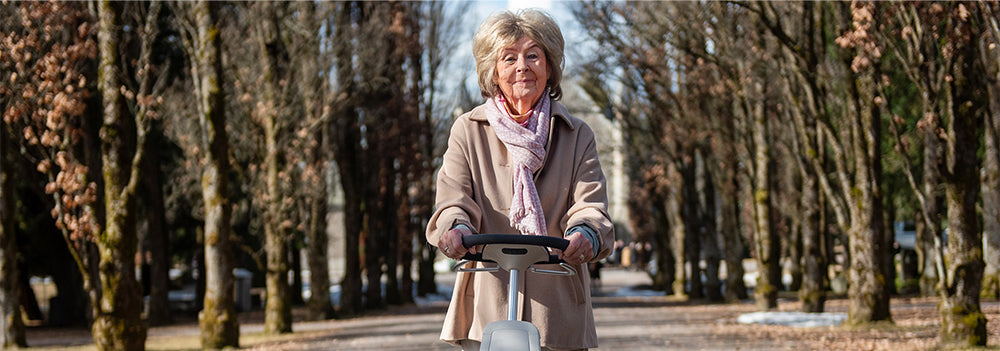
top-left (426, 101), bottom-right (615, 349)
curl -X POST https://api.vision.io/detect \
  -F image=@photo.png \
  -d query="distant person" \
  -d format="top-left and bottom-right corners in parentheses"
top-left (426, 9), bottom-right (615, 351)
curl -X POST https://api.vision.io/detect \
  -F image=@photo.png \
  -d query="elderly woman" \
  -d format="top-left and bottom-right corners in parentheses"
top-left (426, 9), bottom-right (614, 351)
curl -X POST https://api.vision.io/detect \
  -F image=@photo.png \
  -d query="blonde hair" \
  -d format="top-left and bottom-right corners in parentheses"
top-left (473, 9), bottom-right (564, 100)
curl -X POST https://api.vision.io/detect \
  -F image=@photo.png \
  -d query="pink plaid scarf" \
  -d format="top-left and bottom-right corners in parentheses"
top-left (484, 91), bottom-right (551, 236)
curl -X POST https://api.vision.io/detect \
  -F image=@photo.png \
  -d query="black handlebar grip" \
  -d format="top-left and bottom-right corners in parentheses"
top-left (460, 234), bottom-right (570, 251)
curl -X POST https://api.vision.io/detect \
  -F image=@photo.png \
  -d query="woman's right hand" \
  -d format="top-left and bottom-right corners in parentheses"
top-left (438, 226), bottom-right (476, 260)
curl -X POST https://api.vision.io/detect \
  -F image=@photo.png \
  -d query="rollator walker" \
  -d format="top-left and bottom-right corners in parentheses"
top-left (451, 234), bottom-right (578, 351)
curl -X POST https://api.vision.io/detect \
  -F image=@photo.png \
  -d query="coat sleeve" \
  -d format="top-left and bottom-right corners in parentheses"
top-left (564, 123), bottom-right (615, 261)
top-left (426, 116), bottom-right (482, 247)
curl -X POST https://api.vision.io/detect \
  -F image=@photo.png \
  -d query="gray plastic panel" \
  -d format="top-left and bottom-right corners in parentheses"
top-left (480, 320), bottom-right (541, 351)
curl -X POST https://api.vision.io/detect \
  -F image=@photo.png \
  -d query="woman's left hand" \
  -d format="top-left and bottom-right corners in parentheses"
top-left (559, 231), bottom-right (593, 266)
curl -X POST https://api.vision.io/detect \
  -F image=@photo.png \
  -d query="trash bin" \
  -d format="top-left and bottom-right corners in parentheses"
top-left (233, 268), bottom-right (252, 312)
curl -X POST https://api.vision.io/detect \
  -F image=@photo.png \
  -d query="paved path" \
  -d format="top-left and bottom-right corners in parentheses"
top-left (239, 268), bottom-right (791, 351)
top-left (28, 268), bottom-right (998, 350)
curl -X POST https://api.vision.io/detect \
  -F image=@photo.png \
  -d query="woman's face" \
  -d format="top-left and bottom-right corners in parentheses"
top-left (495, 37), bottom-right (549, 112)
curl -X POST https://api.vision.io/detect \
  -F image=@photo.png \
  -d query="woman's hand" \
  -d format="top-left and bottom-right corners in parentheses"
top-left (559, 231), bottom-right (594, 266)
top-left (438, 226), bottom-right (476, 260)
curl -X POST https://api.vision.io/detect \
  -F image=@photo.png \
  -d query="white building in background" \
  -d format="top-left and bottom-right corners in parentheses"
top-left (559, 79), bottom-right (632, 243)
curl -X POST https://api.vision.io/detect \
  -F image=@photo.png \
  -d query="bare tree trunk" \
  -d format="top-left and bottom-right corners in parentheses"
top-left (306, 130), bottom-right (334, 318)
top-left (799, 159), bottom-right (826, 312)
top-left (364, 156), bottom-right (387, 309)
top-left (143, 122), bottom-right (172, 325)
top-left (1, 120), bottom-right (26, 348)
top-left (919, 123), bottom-right (944, 296)
top-left (288, 1), bottom-right (334, 321)
top-left (699, 151), bottom-right (723, 302)
top-left (649, 190), bottom-right (675, 294)
top-left (983, 108), bottom-right (1000, 299)
top-left (187, 1), bottom-right (239, 347)
top-left (337, 147), bottom-right (364, 315)
top-left (939, 22), bottom-right (986, 345)
top-left (253, 1), bottom-right (292, 334)
top-left (719, 168), bottom-right (747, 301)
top-left (750, 81), bottom-right (778, 311)
top-left (666, 163), bottom-right (687, 297)
top-left (330, 1), bottom-right (364, 317)
top-left (681, 156), bottom-right (703, 299)
top-left (94, 2), bottom-right (146, 349)
top-left (844, 54), bottom-right (890, 325)
top-left (290, 242), bottom-right (304, 306)
top-left (979, 3), bottom-right (1000, 301)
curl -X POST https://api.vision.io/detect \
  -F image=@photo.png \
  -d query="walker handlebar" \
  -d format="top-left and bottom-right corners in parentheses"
top-left (459, 234), bottom-right (569, 264)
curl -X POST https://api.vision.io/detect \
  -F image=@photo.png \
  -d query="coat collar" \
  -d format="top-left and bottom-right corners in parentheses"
top-left (469, 99), bottom-right (576, 130)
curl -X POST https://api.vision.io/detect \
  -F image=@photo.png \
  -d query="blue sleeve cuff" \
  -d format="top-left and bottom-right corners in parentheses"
top-left (568, 225), bottom-right (600, 260)
top-left (451, 224), bottom-right (473, 233)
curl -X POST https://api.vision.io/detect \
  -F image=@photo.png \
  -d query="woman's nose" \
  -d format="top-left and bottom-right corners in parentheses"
top-left (515, 56), bottom-right (528, 71)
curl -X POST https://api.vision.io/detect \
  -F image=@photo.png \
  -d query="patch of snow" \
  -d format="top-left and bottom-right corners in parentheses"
top-left (325, 282), bottom-right (454, 307)
top-left (609, 285), bottom-right (664, 297)
top-left (414, 284), bottom-right (453, 305)
top-left (737, 311), bottom-right (847, 327)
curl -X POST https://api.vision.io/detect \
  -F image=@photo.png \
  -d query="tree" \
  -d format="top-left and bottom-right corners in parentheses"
top-left (91, 1), bottom-right (152, 348)
top-left (571, 1), bottom-right (755, 300)
top-left (176, 1), bottom-right (240, 347)
top-left (936, 3), bottom-right (987, 345)
top-left (115, 0), bottom-right (175, 327)
top-left (765, 1), bottom-right (830, 313)
top-left (747, 1), bottom-right (892, 321)
top-left (1, 0), bottom-right (98, 329)
top-left (0, 114), bottom-right (26, 349)
top-left (980, 1), bottom-right (1000, 301)
top-left (249, 1), bottom-right (293, 334)
top-left (290, 0), bottom-right (335, 321)
top-left (331, 1), bottom-right (365, 316)
top-left (879, 1), bottom-right (950, 298)
top-left (414, 1), bottom-right (471, 297)
top-left (0, 7), bottom-right (28, 342)
top-left (874, 3), bottom-right (989, 345)
top-left (748, 62), bottom-right (779, 310)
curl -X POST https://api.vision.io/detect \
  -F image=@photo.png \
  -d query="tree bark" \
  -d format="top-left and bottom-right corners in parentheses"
top-left (1, 116), bottom-right (27, 348)
top-left (143, 121), bottom-right (172, 326)
top-left (188, 1), bottom-right (239, 347)
top-left (681, 156), bottom-right (703, 299)
top-left (649, 192), bottom-right (675, 294)
top-left (699, 151), bottom-right (723, 302)
top-left (979, 3), bottom-right (1000, 301)
top-left (844, 53), bottom-right (890, 325)
top-left (94, 2), bottom-right (146, 349)
top-left (666, 163), bottom-right (688, 298)
top-left (718, 163), bottom-right (747, 301)
top-left (939, 18), bottom-right (986, 344)
top-left (253, 1), bottom-right (292, 334)
top-left (799, 157), bottom-right (826, 312)
top-left (331, 1), bottom-right (364, 317)
top-left (288, 0), bottom-right (335, 321)
top-left (918, 122), bottom-right (944, 297)
top-left (750, 80), bottom-right (779, 311)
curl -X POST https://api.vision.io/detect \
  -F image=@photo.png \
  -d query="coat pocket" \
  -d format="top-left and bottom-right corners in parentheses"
top-left (570, 266), bottom-right (587, 305)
